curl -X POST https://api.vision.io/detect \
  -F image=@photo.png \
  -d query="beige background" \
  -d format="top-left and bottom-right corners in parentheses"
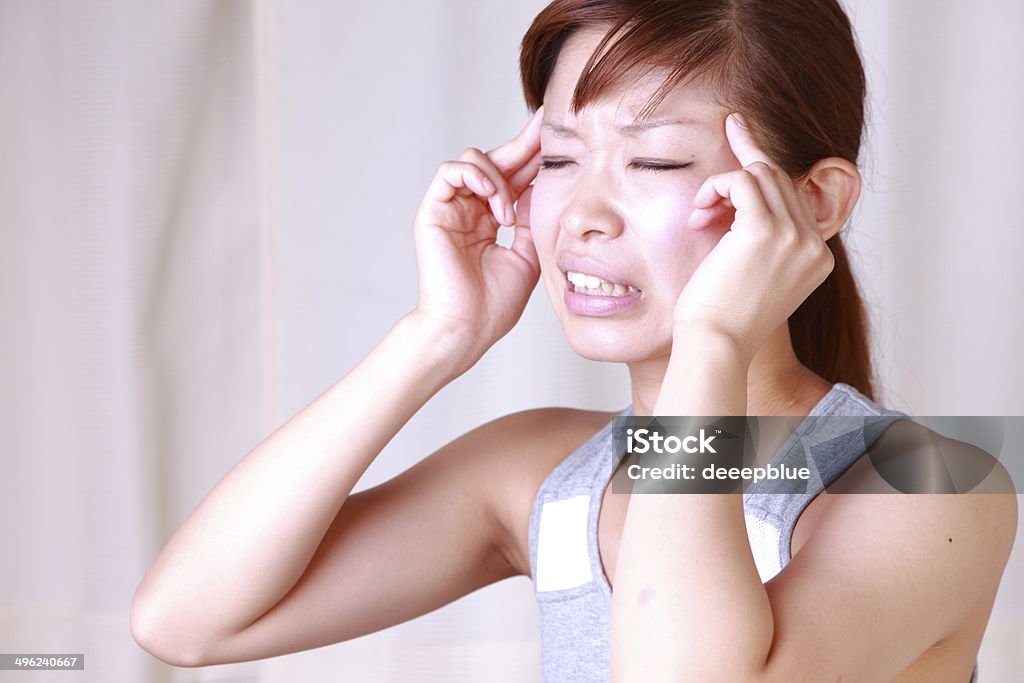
top-left (1, 0), bottom-right (1021, 681)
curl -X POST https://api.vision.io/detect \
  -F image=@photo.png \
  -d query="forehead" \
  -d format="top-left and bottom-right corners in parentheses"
top-left (544, 28), bottom-right (723, 127)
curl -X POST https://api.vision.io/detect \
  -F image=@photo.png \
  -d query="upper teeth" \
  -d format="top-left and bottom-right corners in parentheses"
top-left (566, 271), bottom-right (639, 296)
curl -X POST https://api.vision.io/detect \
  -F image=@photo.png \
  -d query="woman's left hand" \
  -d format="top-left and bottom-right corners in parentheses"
top-left (674, 113), bottom-right (835, 362)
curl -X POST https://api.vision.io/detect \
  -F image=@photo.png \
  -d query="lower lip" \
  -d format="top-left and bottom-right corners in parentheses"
top-left (563, 279), bottom-right (643, 316)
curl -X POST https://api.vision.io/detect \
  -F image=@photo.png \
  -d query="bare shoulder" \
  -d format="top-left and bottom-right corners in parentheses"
top-left (824, 417), bottom-right (1018, 576)
top-left (768, 418), bottom-right (1019, 678)
top-left (475, 406), bottom-right (621, 577)
top-left (480, 406), bottom-right (619, 484)
top-left (831, 417), bottom-right (1020, 499)
top-left (760, 424), bottom-right (1018, 680)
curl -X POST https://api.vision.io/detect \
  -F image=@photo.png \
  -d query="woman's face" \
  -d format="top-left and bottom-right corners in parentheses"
top-left (531, 28), bottom-right (743, 363)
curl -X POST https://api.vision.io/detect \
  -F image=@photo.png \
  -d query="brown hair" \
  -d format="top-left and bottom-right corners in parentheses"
top-left (519, 0), bottom-right (878, 400)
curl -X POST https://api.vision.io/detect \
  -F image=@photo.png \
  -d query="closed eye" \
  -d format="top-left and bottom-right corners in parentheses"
top-left (539, 159), bottom-right (693, 172)
top-left (631, 161), bottom-right (693, 173)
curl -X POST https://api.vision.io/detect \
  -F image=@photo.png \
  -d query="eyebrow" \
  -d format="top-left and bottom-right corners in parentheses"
top-left (542, 118), bottom-right (702, 138)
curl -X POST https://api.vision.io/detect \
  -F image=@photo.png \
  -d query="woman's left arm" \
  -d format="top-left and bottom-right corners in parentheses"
top-left (609, 115), bottom-right (1019, 682)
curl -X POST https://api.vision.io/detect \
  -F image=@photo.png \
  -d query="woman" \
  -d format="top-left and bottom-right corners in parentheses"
top-left (130, 1), bottom-right (1017, 680)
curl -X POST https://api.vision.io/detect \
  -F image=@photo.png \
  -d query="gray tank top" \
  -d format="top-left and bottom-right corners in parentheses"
top-left (527, 382), bottom-right (980, 682)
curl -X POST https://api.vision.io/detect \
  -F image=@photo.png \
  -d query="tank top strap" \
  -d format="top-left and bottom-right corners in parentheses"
top-left (743, 383), bottom-right (910, 553)
top-left (527, 406), bottom-right (629, 594)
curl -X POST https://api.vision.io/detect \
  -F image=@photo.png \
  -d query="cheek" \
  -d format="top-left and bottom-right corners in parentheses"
top-left (639, 191), bottom-right (725, 294)
top-left (526, 182), bottom-right (562, 251)
top-left (526, 184), bottom-right (567, 302)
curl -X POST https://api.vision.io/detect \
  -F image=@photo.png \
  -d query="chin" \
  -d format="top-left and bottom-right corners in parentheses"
top-left (541, 274), bottom-right (676, 362)
top-left (561, 320), bottom-right (670, 364)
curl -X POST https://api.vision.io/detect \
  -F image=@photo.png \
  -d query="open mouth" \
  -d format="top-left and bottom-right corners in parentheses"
top-left (565, 270), bottom-right (640, 297)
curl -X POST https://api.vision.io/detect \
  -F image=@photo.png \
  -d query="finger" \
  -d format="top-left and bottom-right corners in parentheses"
top-left (775, 170), bottom-right (819, 229)
top-left (687, 201), bottom-right (734, 231)
top-left (426, 160), bottom-right (505, 224)
top-left (742, 156), bottom-right (819, 230)
top-left (740, 161), bottom-right (791, 218)
top-left (725, 113), bottom-right (774, 168)
top-left (726, 113), bottom-right (813, 223)
top-left (455, 139), bottom-right (542, 227)
top-left (509, 185), bottom-right (540, 271)
top-left (459, 147), bottom-right (517, 226)
top-left (503, 149), bottom-right (544, 224)
top-left (513, 181), bottom-right (533, 228)
top-left (486, 106), bottom-right (545, 177)
top-left (508, 147), bottom-right (542, 195)
top-left (724, 116), bottom-right (820, 229)
top-left (693, 168), bottom-right (770, 220)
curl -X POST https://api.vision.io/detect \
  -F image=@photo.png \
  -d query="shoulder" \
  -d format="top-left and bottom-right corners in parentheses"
top-left (479, 406), bottom-right (619, 478)
top-left (764, 495), bottom-right (1016, 679)
top-left (833, 417), bottom-right (1018, 499)
top-left (824, 418), bottom-right (1018, 576)
top-left (798, 451), bottom-right (1016, 626)
top-left (466, 406), bottom-right (620, 577)
top-left (765, 424), bottom-right (1018, 677)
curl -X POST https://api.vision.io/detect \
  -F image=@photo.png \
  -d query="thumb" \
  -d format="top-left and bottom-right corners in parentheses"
top-left (510, 185), bottom-right (539, 272)
top-left (513, 184), bottom-right (533, 229)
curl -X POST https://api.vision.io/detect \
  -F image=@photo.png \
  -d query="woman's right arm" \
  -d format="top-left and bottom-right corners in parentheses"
top-left (130, 107), bottom-right (547, 667)
top-left (130, 312), bottom-right (464, 665)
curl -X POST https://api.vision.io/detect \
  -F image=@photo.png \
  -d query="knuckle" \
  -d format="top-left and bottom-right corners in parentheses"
top-left (815, 245), bottom-right (836, 275)
top-left (437, 160), bottom-right (479, 188)
top-left (776, 223), bottom-right (797, 240)
top-left (818, 239), bottom-right (835, 262)
top-left (802, 236), bottom-right (827, 260)
top-left (746, 160), bottom-right (786, 178)
top-left (458, 146), bottom-right (482, 160)
top-left (696, 175), bottom-right (717, 193)
top-left (439, 159), bottom-right (463, 173)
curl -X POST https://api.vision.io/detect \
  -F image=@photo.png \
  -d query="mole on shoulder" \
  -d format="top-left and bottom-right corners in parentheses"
top-left (948, 537), bottom-right (953, 542)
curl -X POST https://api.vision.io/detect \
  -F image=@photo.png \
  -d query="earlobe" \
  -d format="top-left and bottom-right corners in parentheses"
top-left (801, 158), bottom-right (861, 241)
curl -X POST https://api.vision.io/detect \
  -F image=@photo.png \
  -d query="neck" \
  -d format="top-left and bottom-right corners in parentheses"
top-left (626, 322), bottom-right (832, 417)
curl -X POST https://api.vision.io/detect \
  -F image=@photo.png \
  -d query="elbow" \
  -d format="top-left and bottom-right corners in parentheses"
top-left (129, 598), bottom-right (210, 668)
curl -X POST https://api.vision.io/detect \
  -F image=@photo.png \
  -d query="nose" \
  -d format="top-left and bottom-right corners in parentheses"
top-left (559, 165), bottom-right (625, 241)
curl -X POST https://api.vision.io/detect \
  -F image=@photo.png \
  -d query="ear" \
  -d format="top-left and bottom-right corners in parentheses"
top-left (799, 157), bottom-right (861, 241)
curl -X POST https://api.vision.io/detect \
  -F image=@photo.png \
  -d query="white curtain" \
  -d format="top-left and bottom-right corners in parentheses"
top-left (0, 1), bottom-right (1020, 681)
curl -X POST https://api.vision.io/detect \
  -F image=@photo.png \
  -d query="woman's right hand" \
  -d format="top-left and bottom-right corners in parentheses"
top-left (411, 107), bottom-right (545, 368)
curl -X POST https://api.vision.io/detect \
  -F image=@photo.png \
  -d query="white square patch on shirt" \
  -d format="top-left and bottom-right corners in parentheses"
top-left (535, 495), bottom-right (594, 592)
top-left (745, 513), bottom-right (783, 583)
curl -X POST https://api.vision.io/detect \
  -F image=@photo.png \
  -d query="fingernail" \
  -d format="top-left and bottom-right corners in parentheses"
top-left (505, 204), bottom-right (515, 225)
top-left (482, 177), bottom-right (495, 193)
